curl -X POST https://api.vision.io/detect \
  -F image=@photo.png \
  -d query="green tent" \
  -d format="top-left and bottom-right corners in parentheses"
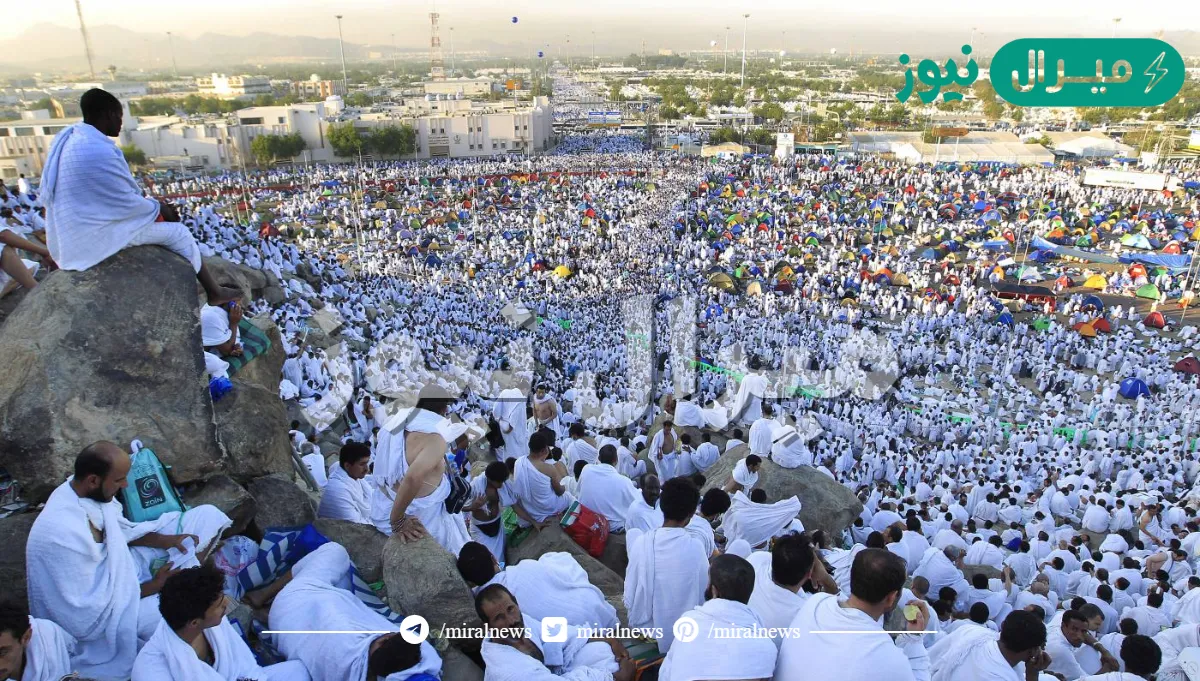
top-left (1136, 283), bottom-right (1162, 300)
top-left (1032, 318), bottom-right (1052, 331)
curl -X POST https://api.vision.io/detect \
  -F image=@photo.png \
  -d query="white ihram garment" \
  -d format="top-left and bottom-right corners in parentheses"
top-left (624, 527), bottom-right (709, 654)
top-left (658, 599), bottom-right (778, 681)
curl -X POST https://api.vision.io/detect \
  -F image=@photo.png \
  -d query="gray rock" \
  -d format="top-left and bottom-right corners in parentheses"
top-left (262, 286), bottom-right (286, 305)
top-left (313, 518), bottom-right (387, 583)
top-left (441, 647), bottom-right (485, 681)
top-left (507, 524), bottom-right (628, 626)
top-left (233, 315), bottom-right (285, 395)
top-left (962, 564), bottom-right (1003, 585)
top-left (598, 531), bottom-right (628, 578)
top-left (702, 445), bottom-right (863, 538)
top-left (183, 474), bottom-right (257, 536)
top-left (247, 474), bottom-right (315, 530)
top-left (215, 382), bottom-right (293, 481)
top-left (0, 513), bottom-right (37, 606)
top-left (201, 256), bottom-right (267, 302)
top-left (0, 247), bottom-right (225, 501)
top-left (382, 534), bottom-right (480, 652)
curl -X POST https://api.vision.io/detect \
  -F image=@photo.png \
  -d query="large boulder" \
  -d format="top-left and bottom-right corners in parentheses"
top-left (183, 474), bottom-right (257, 536)
top-left (441, 647), bottom-right (484, 681)
top-left (382, 535), bottom-right (479, 652)
top-left (0, 513), bottom-right (36, 606)
top-left (702, 445), bottom-right (863, 538)
top-left (313, 518), bottom-right (387, 583)
top-left (507, 524), bottom-right (628, 625)
top-left (0, 247), bottom-right (225, 501)
top-left (214, 382), bottom-right (293, 481)
top-left (201, 256), bottom-right (267, 303)
top-left (231, 315), bottom-right (285, 395)
top-left (247, 474), bottom-right (315, 530)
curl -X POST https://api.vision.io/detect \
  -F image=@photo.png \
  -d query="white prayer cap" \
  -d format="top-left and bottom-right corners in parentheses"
top-left (726, 539), bottom-right (752, 559)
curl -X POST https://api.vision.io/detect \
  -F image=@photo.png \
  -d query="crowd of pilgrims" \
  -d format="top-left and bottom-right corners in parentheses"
top-left (18, 115), bottom-right (1200, 681)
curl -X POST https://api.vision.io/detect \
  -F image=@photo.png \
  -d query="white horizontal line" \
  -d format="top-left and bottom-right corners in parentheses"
top-left (262, 630), bottom-right (397, 635)
top-left (810, 631), bottom-right (939, 634)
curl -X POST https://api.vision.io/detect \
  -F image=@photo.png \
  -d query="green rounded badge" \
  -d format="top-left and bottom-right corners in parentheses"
top-left (990, 38), bottom-right (1184, 107)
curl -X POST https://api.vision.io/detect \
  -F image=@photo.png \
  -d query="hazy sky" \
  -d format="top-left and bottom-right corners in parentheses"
top-left (5, 0), bottom-right (1198, 48)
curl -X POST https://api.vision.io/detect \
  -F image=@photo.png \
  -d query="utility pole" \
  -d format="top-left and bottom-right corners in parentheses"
top-left (591, 31), bottom-right (596, 68)
top-left (73, 0), bottom-right (96, 79)
top-left (724, 26), bottom-right (730, 74)
top-left (391, 33), bottom-right (398, 73)
top-left (1112, 17), bottom-right (1121, 38)
top-left (166, 31), bottom-right (178, 78)
top-left (450, 27), bottom-right (456, 76)
top-left (740, 14), bottom-right (750, 88)
top-left (336, 15), bottom-right (349, 95)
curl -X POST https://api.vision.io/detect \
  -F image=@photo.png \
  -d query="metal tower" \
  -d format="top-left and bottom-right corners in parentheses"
top-left (430, 12), bottom-right (446, 81)
top-left (74, 0), bottom-right (96, 78)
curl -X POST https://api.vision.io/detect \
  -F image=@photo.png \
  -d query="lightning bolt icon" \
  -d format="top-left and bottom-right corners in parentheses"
top-left (1144, 51), bottom-right (1168, 94)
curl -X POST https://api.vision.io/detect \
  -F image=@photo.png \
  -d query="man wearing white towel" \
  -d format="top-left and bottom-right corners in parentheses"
top-left (260, 543), bottom-right (442, 681)
top-left (723, 454), bottom-right (762, 495)
top-left (26, 441), bottom-right (232, 681)
top-left (41, 89), bottom-right (239, 305)
top-left (624, 477), bottom-right (710, 654)
top-left (0, 599), bottom-right (77, 681)
top-left (776, 548), bottom-right (932, 681)
top-left (317, 442), bottom-right (373, 525)
top-left (577, 445), bottom-right (638, 532)
top-left (510, 430), bottom-right (573, 525)
top-left (133, 564), bottom-right (310, 681)
top-left (624, 474), bottom-right (664, 533)
top-left (747, 532), bottom-right (836, 649)
top-left (659, 554), bottom-right (779, 681)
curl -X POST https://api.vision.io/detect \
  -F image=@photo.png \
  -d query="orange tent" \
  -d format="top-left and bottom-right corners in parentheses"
top-left (1092, 318), bottom-right (1112, 333)
top-left (1144, 311), bottom-right (1166, 329)
top-left (1129, 263), bottom-right (1148, 279)
top-left (875, 267), bottom-right (894, 279)
top-left (1076, 323), bottom-right (1097, 337)
top-left (1165, 241), bottom-right (1183, 255)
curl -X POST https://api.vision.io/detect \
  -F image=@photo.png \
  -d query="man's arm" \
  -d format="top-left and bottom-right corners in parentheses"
top-left (128, 532), bottom-right (199, 552)
top-left (510, 501), bottom-right (548, 531)
top-left (0, 229), bottom-right (53, 261)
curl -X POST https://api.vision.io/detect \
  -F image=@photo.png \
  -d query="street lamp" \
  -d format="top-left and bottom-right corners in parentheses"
top-left (391, 32), bottom-right (397, 73)
top-left (166, 31), bottom-right (177, 77)
top-left (724, 26), bottom-right (730, 74)
top-left (335, 15), bottom-right (349, 97)
top-left (740, 14), bottom-right (750, 88)
top-left (450, 27), bottom-right (456, 76)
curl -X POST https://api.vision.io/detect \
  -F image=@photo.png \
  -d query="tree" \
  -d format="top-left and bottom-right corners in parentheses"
top-left (733, 92), bottom-right (746, 108)
top-left (27, 97), bottom-right (54, 113)
top-left (120, 144), bottom-right (147, 167)
top-left (659, 105), bottom-right (681, 120)
top-left (250, 132), bottom-right (306, 164)
top-left (1030, 134), bottom-right (1053, 147)
top-left (609, 82), bottom-right (625, 102)
top-left (365, 124), bottom-right (417, 157)
top-left (344, 91), bottom-right (373, 108)
top-left (753, 102), bottom-right (785, 122)
top-left (1077, 108), bottom-right (1107, 125)
top-left (327, 122), bottom-right (364, 157)
top-left (746, 128), bottom-right (775, 146)
top-left (982, 99), bottom-right (1006, 120)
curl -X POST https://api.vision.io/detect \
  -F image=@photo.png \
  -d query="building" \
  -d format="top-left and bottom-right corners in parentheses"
top-left (0, 118), bottom-right (76, 173)
top-left (197, 73), bottom-right (272, 99)
top-left (848, 131), bottom-right (1054, 164)
top-left (351, 96), bottom-right (553, 159)
top-left (1041, 131), bottom-right (1134, 159)
top-left (422, 78), bottom-right (494, 97)
top-left (291, 75), bottom-right (346, 101)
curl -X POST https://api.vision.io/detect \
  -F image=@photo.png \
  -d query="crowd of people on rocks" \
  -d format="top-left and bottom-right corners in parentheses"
top-left (10, 84), bottom-right (1200, 681)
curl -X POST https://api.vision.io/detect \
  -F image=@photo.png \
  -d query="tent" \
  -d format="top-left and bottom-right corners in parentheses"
top-left (1120, 233), bottom-right (1153, 250)
top-left (1136, 283), bottom-right (1162, 300)
top-left (1075, 322), bottom-right (1097, 337)
top-left (1118, 377), bottom-right (1151, 399)
top-left (1032, 318), bottom-right (1052, 331)
top-left (1092, 318), bottom-right (1112, 333)
top-left (709, 273), bottom-right (735, 291)
top-left (553, 265), bottom-right (572, 278)
top-left (997, 312), bottom-right (1014, 326)
top-left (746, 281), bottom-right (763, 296)
top-left (1081, 295), bottom-right (1105, 310)
top-left (1143, 311), bottom-right (1166, 329)
top-left (1128, 263), bottom-right (1148, 280)
top-left (1083, 274), bottom-right (1108, 290)
top-left (1174, 357), bottom-right (1200, 376)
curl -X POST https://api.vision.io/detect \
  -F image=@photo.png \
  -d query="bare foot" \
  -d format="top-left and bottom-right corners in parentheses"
top-left (207, 286), bottom-right (243, 306)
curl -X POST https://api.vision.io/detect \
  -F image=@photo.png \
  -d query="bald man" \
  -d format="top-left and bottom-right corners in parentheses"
top-left (26, 441), bottom-right (232, 681)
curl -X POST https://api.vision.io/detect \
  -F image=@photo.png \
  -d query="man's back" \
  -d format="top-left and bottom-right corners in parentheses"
top-left (776, 594), bottom-right (918, 681)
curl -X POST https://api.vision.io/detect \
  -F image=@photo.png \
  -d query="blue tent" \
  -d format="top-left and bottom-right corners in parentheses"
top-left (1029, 250), bottom-right (1057, 263)
top-left (1118, 377), bottom-right (1150, 399)
top-left (997, 312), bottom-right (1014, 326)
top-left (1082, 295), bottom-right (1105, 310)
top-left (918, 248), bottom-right (939, 260)
top-left (424, 254), bottom-right (442, 266)
top-left (704, 303), bottom-right (724, 319)
top-left (983, 240), bottom-right (1012, 252)
top-left (875, 273), bottom-right (892, 285)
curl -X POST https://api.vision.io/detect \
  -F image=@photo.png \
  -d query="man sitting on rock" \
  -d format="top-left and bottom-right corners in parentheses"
top-left (0, 599), bottom-right (77, 681)
top-left (722, 454), bottom-right (762, 495)
top-left (624, 473), bottom-right (664, 533)
top-left (476, 584), bottom-right (634, 681)
top-left (132, 564), bottom-right (310, 681)
top-left (200, 300), bottom-right (243, 359)
top-left (510, 430), bottom-right (573, 527)
top-left (26, 441), bottom-right (232, 680)
top-left (0, 226), bottom-right (54, 296)
top-left (457, 541), bottom-right (619, 630)
top-left (577, 445), bottom-right (638, 533)
top-left (249, 543), bottom-right (442, 681)
top-left (40, 89), bottom-right (239, 305)
top-left (318, 442), bottom-right (373, 525)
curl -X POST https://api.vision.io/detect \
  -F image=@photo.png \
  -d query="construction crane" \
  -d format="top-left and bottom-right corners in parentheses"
top-left (74, 0), bottom-right (96, 78)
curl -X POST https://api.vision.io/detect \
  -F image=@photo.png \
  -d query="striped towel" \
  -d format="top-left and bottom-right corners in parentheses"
top-left (225, 319), bottom-right (272, 376)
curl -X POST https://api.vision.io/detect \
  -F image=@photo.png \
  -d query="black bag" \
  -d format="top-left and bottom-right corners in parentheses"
top-left (444, 470), bottom-right (471, 514)
top-left (475, 515), bottom-right (502, 537)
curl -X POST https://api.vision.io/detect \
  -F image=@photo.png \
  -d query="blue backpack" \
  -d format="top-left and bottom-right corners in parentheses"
top-left (119, 440), bottom-right (187, 523)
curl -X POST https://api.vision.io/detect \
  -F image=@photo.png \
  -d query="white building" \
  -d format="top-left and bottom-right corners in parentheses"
top-left (197, 73), bottom-right (272, 99)
top-left (291, 75), bottom-right (346, 101)
top-left (352, 96), bottom-right (554, 159)
top-left (422, 78), bottom-right (494, 97)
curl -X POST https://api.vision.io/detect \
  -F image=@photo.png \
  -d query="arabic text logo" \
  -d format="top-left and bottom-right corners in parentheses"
top-left (991, 38), bottom-right (1183, 107)
top-left (896, 45), bottom-right (979, 104)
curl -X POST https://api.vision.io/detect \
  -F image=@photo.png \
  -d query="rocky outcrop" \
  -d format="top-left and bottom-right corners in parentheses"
top-left (702, 445), bottom-right (863, 538)
top-left (313, 518), bottom-right (387, 583)
top-left (0, 513), bottom-right (36, 605)
top-left (201, 256), bottom-right (267, 303)
top-left (382, 535), bottom-right (479, 652)
top-left (441, 647), bottom-right (485, 681)
top-left (247, 474), bottom-right (316, 530)
top-left (0, 247), bottom-right (225, 501)
top-left (183, 474), bottom-right (257, 536)
top-left (215, 382), bottom-right (293, 481)
top-left (507, 524), bottom-right (628, 625)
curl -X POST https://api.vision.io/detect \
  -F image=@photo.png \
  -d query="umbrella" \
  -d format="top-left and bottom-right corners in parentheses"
top-left (553, 265), bottom-right (572, 278)
top-left (1083, 274), bottom-right (1108, 290)
top-left (997, 312), bottom-right (1014, 326)
top-left (746, 281), bottom-right (763, 296)
top-left (709, 273), bottom-right (735, 291)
